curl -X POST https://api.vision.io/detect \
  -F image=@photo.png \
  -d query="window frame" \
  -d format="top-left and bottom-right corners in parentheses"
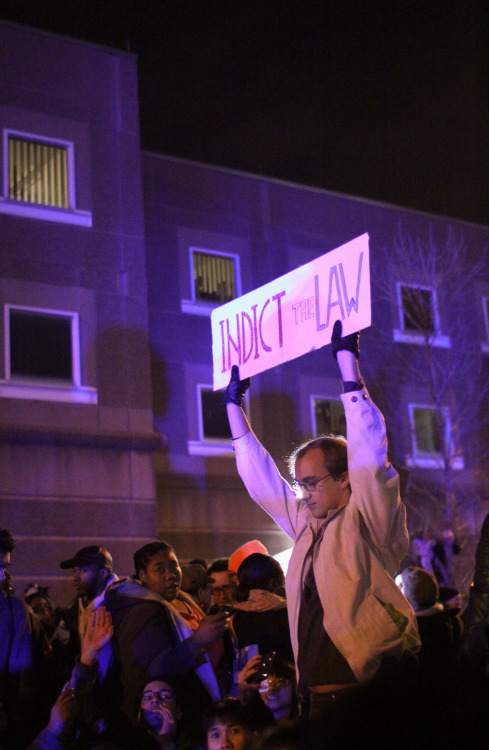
top-left (393, 282), bottom-right (450, 348)
top-left (309, 394), bottom-right (346, 438)
top-left (0, 129), bottom-right (91, 227)
top-left (0, 304), bottom-right (96, 404)
top-left (406, 403), bottom-right (463, 469)
top-left (187, 382), bottom-right (239, 456)
top-left (181, 247), bottom-right (242, 317)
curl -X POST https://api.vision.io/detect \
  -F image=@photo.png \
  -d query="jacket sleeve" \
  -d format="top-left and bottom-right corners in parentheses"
top-left (233, 430), bottom-right (301, 540)
top-left (342, 388), bottom-right (409, 567)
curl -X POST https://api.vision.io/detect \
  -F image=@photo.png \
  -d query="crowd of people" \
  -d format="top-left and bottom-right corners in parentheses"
top-left (1, 323), bottom-right (489, 749)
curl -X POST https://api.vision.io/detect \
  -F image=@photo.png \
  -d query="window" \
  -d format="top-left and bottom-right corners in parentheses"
top-left (187, 383), bottom-right (234, 456)
top-left (393, 283), bottom-right (450, 348)
top-left (8, 134), bottom-right (69, 208)
top-left (407, 404), bottom-right (463, 469)
top-left (182, 247), bottom-right (241, 316)
top-left (400, 285), bottom-right (435, 333)
top-left (9, 308), bottom-right (74, 383)
top-left (1, 304), bottom-right (96, 404)
top-left (1, 130), bottom-right (91, 227)
top-left (311, 396), bottom-right (346, 437)
top-left (198, 386), bottom-right (231, 441)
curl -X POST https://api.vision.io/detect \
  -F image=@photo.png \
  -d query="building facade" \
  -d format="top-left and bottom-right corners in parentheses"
top-left (0, 21), bottom-right (160, 603)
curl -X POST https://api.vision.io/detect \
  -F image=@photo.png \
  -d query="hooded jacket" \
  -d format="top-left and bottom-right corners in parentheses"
top-left (104, 578), bottom-right (219, 723)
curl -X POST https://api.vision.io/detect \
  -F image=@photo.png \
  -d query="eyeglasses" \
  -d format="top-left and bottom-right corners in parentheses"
top-left (141, 690), bottom-right (174, 704)
top-left (291, 473), bottom-right (332, 493)
top-left (208, 584), bottom-right (235, 594)
top-left (266, 676), bottom-right (291, 692)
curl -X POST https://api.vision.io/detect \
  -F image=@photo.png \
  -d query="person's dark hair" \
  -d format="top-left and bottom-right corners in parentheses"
top-left (208, 557), bottom-right (230, 576)
top-left (133, 540), bottom-right (175, 578)
top-left (25, 592), bottom-right (54, 613)
top-left (268, 657), bottom-right (296, 683)
top-left (203, 698), bottom-right (253, 734)
top-left (236, 553), bottom-right (284, 601)
top-left (287, 435), bottom-right (348, 481)
top-left (0, 527), bottom-right (15, 555)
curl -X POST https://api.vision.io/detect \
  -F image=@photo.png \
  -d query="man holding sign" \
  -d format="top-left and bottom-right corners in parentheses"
top-left (223, 322), bottom-right (419, 719)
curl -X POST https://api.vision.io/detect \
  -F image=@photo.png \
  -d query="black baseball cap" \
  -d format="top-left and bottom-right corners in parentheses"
top-left (60, 545), bottom-right (113, 570)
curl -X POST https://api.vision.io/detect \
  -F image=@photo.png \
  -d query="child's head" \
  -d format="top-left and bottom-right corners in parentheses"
top-left (204, 698), bottom-right (254, 750)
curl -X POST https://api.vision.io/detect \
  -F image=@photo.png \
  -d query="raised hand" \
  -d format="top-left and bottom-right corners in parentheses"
top-left (80, 605), bottom-right (113, 665)
top-left (222, 365), bottom-right (251, 407)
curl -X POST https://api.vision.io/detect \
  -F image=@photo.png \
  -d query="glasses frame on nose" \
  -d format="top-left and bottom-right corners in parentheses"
top-left (208, 584), bottom-right (234, 594)
top-left (291, 473), bottom-right (332, 493)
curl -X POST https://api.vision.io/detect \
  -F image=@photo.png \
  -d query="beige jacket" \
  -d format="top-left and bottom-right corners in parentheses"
top-left (233, 386), bottom-right (420, 684)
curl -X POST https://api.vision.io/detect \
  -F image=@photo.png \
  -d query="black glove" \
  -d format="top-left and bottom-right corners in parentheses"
top-left (222, 365), bottom-right (251, 407)
top-left (331, 320), bottom-right (360, 360)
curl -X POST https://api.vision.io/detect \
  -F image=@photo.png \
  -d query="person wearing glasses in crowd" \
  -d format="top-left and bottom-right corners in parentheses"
top-left (207, 559), bottom-right (236, 614)
top-left (224, 321), bottom-right (420, 719)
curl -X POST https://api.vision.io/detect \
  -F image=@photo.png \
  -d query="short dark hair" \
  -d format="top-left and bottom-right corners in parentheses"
top-left (203, 698), bottom-right (253, 734)
top-left (208, 557), bottom-right (230, 576)
top-left (237, 553), bottom-right (284, 593)
top-left (133, 540), bottom-right (175, 578)
top-left (287, 434), bottom-right (348, 481)
top-left (0, 528), bottom-right (15, 555)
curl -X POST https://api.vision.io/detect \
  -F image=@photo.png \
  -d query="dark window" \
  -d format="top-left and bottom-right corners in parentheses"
top-left (9, 309), bottom-right (73, 382)
top-left (193, 251), bottom-right (236, 304)
top-left (400, 286), bottom-right (435, 333)
top-left (8, 135), bottom-right (69, 208)
top-left (200, 387), bottom-right (231, 440)
top-left (313, 398), bottom-right (346, 436)
top-left (412, 407), bottom-right (445, 454)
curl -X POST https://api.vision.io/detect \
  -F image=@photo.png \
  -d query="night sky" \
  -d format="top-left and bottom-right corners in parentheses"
top-left (1, 0), bottom-right (487, 225)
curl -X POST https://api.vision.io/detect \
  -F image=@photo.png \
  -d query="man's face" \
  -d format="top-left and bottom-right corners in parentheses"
top-left (0, 552), bottom-right (10, 584)
top-left (139, 680), bottom-right (179, 735)
top-left (294, 447), bottom-right (349, 519)
top-left (209, 570), bottom-right (235, 609)
top-left (72, 564), bottom-right (108, 601)
top-left (139, 550), bottom-right (182, 601)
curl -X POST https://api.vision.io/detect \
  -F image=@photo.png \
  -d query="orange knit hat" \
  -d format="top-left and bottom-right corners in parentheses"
top-left (228, 540), bottom-right (269, 574)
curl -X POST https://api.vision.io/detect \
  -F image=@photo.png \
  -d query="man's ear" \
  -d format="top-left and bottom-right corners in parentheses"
top-left (340, 472), bottom-right (350, 489)
top-left (138, 569), bottom-right (146, 583)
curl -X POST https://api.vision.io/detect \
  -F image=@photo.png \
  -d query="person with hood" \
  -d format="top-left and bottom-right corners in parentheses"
top-left (224, 322), bottom-right (420, 718)
top-left (104, 541), bottom-right (228, 727)
top-left (230, 553), bottom-right (293, 664)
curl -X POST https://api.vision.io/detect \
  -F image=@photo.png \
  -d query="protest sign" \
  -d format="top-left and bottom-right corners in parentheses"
top-left (211, 233), bottom-right (370, 389)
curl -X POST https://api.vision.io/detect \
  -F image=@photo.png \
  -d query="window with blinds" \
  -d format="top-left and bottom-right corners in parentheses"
top-left (192, 250), bottom-right (237, 304)
top-left (8, 134), bottom-right (69, 208)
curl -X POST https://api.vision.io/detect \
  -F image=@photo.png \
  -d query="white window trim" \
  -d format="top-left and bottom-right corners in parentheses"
top-left (2, 304), bottom-right (97, 405)
top-left (187, 382), bottom-right (235, 456)
top-left (0, 129), bottom-right (92, 228)
top-left (405, 403), bottom-right (463, 470)
top-left (482, 297), bottom-right (489, 354)
top-left (309, 393), bottom-right (345, 437)
top-left (393, 282), bottom-right (450, 348)
top-left (181, 246), bottom-right (241, 317)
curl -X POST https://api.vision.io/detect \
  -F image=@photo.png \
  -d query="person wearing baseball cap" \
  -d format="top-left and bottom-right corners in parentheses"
top-left (59, 545), bottom-right (118, 660)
